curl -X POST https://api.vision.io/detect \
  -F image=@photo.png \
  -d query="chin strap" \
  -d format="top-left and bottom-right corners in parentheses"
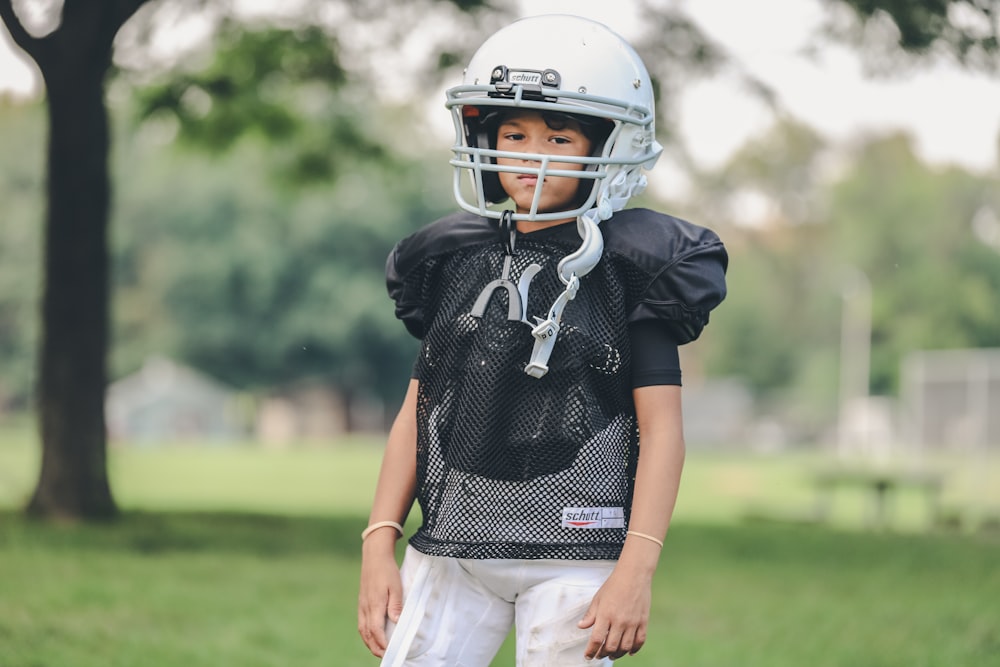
top-left (524, 273), bottom-right (579, 378)
top-left (524, 207), bottom-right (606, 378)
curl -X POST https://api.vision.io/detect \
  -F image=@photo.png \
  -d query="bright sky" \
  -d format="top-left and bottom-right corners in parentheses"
top-left (2, 0), bottom-right (998, 174)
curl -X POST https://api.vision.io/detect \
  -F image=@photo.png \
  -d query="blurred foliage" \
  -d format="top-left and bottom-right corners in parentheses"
top-left (134, 23), bottom-right (382, 186)
top-left (826, 135), bottom-right (1000, 392)
top-left (824, 0), bottom-right (1000, 73)
top-left (0, 101), bottom-right (43, 411)
top-left (125, 0), bottom-right (734, 177)
top-left (693, 120), bottom-right (845, 433)
top-left (698, 123), bottom-right (1000, 436)
top-left (110, 105), bottom-right (452, 412)
top-left (3, 2), bottom-right (1000, 434)
top-left (4, 91), bottom-right (998, 435)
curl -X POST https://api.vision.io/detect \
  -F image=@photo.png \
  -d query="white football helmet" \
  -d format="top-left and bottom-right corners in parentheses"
top-left (445, 14), bottom-right (662, 224)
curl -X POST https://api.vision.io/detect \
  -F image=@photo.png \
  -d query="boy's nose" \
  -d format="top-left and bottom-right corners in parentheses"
top-left (522, 137), bottom-right (547, 157)
top-left (520, 143), bottom-right (543, 161)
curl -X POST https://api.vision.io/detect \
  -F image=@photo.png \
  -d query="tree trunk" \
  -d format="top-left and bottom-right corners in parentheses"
top-left (24, 17), bottom-right (117, 520)
top-left (0, 0), bottom-right (155, 520)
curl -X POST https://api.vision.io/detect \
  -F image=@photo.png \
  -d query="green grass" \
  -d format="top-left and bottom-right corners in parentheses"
top-left (1, 423), bottom-right (999, 666)
top-left (0, 513), bottom-right (367, 667)
top-left (1, 512), bottom-right (997, 666)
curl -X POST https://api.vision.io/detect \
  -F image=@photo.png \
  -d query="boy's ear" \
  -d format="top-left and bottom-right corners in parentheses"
top-left (483, 174), bottom-right (509, 204)
top-left (465, 109), bottom-right (508, 204)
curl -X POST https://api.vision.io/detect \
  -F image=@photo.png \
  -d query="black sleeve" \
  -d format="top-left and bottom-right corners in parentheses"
top-left (629, 320), bottom-right (681, 388)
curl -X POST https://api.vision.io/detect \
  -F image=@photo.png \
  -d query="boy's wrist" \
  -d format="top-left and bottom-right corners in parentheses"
top-left (616, 539), bottom-right (662, 577)
top-left (362, 529), bottom-right (401, 556)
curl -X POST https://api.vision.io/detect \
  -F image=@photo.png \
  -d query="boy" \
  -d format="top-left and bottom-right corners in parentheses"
top-left (358, 14), bottom-right (727, 665)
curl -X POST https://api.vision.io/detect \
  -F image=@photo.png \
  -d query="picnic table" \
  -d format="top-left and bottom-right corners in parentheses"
top-left (811, 467), bottom-right (945, 529)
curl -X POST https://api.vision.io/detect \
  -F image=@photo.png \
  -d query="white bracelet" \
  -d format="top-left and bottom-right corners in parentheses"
top-left (361, 520), bottom-right (404, 541)
top-left (626, 530), bottom-right (664, 549)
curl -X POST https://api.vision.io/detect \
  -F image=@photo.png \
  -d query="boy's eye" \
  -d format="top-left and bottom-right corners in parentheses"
top-left (503, 132), bottom-right (525, 141)
top-left (551, 136), bottom-right (572, 145)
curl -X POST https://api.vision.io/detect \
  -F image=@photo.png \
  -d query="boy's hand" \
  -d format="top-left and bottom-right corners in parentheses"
top-left (578, 564), bottom-right (653, 660)
top-left (357, 533), bottom-right (403, 658)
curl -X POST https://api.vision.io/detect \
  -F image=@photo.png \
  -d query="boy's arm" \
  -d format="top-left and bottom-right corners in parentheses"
top-left (579, 384), bottom-right (685, 660)
top-left (358, 378), bottom-right (419, 658)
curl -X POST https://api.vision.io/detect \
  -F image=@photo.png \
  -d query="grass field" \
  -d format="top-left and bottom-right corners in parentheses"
top-left (1, 424), bottom-right (999, 666)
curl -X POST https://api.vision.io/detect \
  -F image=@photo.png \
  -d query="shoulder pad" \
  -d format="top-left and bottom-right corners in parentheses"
top-left (604, 208), bottom-right (728, 344)
top-left (386, 212), bottom-right (495, 338)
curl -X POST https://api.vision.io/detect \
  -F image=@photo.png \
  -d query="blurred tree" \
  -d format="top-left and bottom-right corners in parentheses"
top-left (124, 5), bottom-right (502, 425)
top-left (691, 119), bottom-right (830, 228)
top-left (134, 23), bottom-right (366, 185)
top-left (0, 0), bottom-right (159, 520)
top-left (824, 0), bottom-right (1000, 73)
top-left (110, 129), bottom-right (449, 425)
top-left (693, 119), bottom-right (843, 436)
top-left (698, 128), bottom-right (1000, 437)
top-left (827, 134), bottom-right (1000, 393)
top-left (0, 0), bottom-right (498, 521)
top-left (0, 102), bottom-right (44, 413)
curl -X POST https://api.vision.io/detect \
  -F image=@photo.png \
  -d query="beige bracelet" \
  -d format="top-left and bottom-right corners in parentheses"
top-left (626, 530), bottom-right (664, 549)
top-left (361, 520), bottom-right (404, 541)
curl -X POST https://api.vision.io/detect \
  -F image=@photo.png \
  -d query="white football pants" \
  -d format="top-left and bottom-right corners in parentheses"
top-left (380, 546), bottom-right (616, 666)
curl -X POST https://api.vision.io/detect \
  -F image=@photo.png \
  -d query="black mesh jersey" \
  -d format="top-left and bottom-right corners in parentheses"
top-left (386, 208), bottom-right (728, 560)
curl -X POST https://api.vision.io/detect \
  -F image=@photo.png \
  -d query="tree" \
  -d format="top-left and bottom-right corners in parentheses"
top-left (0, 0), bottom-right (158, 520)
top-left (124, 13), bottom-right (494, 426)
top-left (823, 0), bottom-right (1000, 73)
top-left (0, 101), bottom-right (44, 412)
top-left (0, 0), bottom-right (510, 521)
top-left (826, 134), bottom-right (1000, 393)
top-left (108, 133), bottom-right (447, 426)
top-left (691, 119), bottom-right (844, 436)
top-left (696, 127), bottom-right (1000, 439)
top-left (0, 0), bottom-right (507, 521)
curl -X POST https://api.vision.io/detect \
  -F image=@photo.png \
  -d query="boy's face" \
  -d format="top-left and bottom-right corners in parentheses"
top-left (495, 111), bottom-right (593, 221)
